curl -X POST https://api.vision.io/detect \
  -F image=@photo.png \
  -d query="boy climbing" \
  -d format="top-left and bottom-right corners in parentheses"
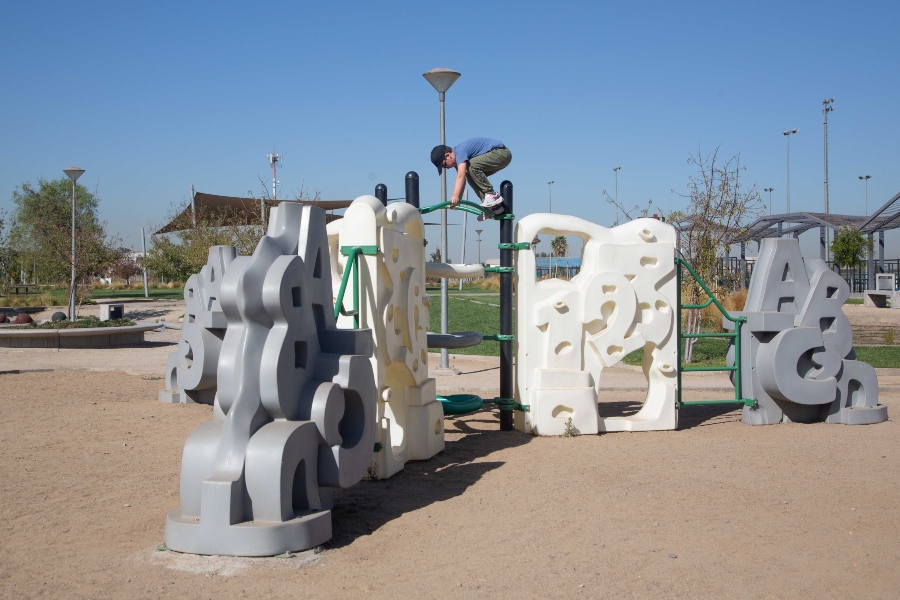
top-left (430, 138), bottom-right (512, 216)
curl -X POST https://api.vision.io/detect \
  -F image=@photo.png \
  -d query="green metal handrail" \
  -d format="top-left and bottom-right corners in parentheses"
top-left (417, 200), bottom-right (513, 221)
top-left (334, 245), bottom-right (378, 329)
top-left (676, 257), bottom-right (756, 409)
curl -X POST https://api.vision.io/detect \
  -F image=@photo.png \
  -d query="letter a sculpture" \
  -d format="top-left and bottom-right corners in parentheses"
top-left (729, 238), bottom-right (887, 425)
top-left (165, 203), bottom-right (377, 556)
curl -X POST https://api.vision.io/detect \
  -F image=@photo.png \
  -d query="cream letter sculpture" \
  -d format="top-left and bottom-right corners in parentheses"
top-left (165, 203), bottom-right (377, 556)
top-left (327, 196), bottom-right (443, 479)
top-left (515, 215), bottom-right (679, 435)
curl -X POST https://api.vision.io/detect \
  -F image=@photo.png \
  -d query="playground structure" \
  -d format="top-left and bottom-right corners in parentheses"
top-left (159, 174), bottom-right (887, 557)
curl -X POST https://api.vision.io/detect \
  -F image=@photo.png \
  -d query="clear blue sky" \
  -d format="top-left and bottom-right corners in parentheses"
top-left (2, 1), bottom-right (898, 260)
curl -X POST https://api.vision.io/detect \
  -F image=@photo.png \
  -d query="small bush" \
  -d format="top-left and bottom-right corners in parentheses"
top-left (472, 275), bottom-right (500, 291)
top-left (699, 289), bottom-right (748, 332)
top-left (561, 417), bottom-right (580, 437)
top-left (1, 292), bottom-right (55, 308)
top-left (10, 316), bottom-right (137, 329)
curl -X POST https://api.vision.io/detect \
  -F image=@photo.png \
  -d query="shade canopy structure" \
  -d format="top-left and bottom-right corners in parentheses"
top-left (733, 193), bottom-right (900, 245)
top-left (859, 191), bottom-right (900, 235)
top-left (154, 193), bottom-right (355, 234)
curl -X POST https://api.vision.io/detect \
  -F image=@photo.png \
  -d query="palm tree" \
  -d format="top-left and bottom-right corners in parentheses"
top-left (550, 236), bottom-right (568, 278)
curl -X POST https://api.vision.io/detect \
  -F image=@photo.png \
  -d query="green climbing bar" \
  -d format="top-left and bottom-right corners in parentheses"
top-left (334, 245), bottom-right (379, 329)
top-left (675, 257), bottom-right (756, 409)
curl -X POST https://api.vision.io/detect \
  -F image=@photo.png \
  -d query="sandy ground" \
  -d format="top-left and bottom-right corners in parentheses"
top-left (1, 300), bottom-right (899, 599)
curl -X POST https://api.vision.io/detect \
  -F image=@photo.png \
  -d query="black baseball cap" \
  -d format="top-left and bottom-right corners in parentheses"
top-left (431, 145), bottom-right (451, 175)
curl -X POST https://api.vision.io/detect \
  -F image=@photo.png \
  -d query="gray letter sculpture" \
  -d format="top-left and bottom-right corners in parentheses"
top-left (727, 238), bottom-right (887, 425)
top-left (165, 203), bottom-right (377, 556)
top-left (159, 245), bottom-right (236, 405)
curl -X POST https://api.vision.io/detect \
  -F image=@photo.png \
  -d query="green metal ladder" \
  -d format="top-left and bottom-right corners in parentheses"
top-left (675, 257), bottom-right (756, 409)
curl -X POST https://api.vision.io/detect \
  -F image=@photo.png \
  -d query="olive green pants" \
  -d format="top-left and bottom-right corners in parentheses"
top-left (465, 147), bottom-right (512, 200)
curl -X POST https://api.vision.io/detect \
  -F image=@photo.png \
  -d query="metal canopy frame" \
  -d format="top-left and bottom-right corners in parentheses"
top-left (859, 191), bottom-right (900, 234)
top-left (731, 192), bottom-right (900, 244)
top-left (734, 212), bottom-right (872, 244)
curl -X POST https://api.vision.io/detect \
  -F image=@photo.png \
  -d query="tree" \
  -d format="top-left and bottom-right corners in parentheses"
top-left (144, 201), bottom-right (267, 282)
top-left (8, 178), bottom-right (118, 289)
top-left (831, 227), bottom-right (873, 269)
top-left (109, 250), bottom-right (144, 286)
top-left (0, 208), bottom-right (10, 285)
top-left (668, 146), bottom-right (763, 362)
top-left (550, 236), bottom-right (568, 278)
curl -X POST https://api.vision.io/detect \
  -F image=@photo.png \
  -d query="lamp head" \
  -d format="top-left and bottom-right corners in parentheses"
top-left (423, 68), bottom-right (461, 93)
top-left (63, 167), bottom-right (85, 181)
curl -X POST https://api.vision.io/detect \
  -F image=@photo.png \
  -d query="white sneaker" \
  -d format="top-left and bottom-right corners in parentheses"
top-left (482, 193), bottom-right (504, 209)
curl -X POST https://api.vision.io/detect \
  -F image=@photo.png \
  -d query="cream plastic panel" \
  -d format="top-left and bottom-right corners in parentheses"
top-left (327, 196), bottom-right (443, 479)
top-left (514, 214), bottom-right (678, 435)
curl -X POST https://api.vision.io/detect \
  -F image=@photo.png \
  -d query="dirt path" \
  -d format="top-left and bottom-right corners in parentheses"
top-left (1, 299), bottom-right (898, 598)
top-left (0, 367), bottom-right (897, 599)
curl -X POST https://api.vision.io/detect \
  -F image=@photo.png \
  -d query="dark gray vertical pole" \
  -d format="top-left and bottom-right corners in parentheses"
top-left (879, 231), bottom-right (885, 273)
top-left (375, 184), bottom-right (388, 206)
top-left (740, 242), bottom-right (747, 288)
top-left (141, 227), bottom-right (149, 298)
top-left (820, 227), bottom-right (827, 260)
top-left (499, 180), bottom-right (514, 431)
top-left (868, 233), bottom-right (876, 290)
top-left (405, 172), bottom-right (419, 208)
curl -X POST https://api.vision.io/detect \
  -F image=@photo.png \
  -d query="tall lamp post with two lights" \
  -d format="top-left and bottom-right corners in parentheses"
top-left (783, 128), bottom-right (798, 214)
top-left (859, 175), bottom-right (872, 215)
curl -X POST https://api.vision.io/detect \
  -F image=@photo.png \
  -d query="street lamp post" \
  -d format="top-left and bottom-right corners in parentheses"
top-left (613, 166), bottom-right (622, 223)
top-left (783, 128), bottom-right (798, 214)
top-left (823, 98), bottom-right (835, 215)
top-left (859, 175), bottom-right (872, 215)
top-left (823, 98), bottom-right (835, 261)
top-left (63, 167), bottom-right (85, 321)
top-left (141, 227), bottom-right (149, 298)
top-left (859, 174), bottom-right (875, 289)
top-left (423, 67), bottom-right (461, 372)
top-left (547, 180), bottom-right (555, 213)
top-left (764, 187), bottom-right (774, 215)
top-left (475, 229), bottom-right (483, 265)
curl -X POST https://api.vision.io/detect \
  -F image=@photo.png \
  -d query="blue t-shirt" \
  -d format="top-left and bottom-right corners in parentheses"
top-left (453, 138), bottom-right (505, 165)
